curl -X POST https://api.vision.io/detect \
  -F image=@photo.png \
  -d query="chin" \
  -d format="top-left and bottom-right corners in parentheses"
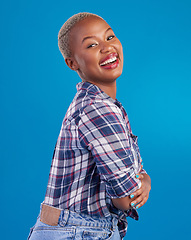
top-left (110, 70), bottom-right (123, 81)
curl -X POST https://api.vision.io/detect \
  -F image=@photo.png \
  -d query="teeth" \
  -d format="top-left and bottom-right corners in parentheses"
top-left (100, 56), bottom-right (117, 66)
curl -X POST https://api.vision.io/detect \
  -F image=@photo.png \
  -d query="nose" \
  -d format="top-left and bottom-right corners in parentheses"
top-left (100, 41), bottom-right (113, 53)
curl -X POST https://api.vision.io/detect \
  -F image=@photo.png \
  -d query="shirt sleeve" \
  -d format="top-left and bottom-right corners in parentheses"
top-left (140, 168), bottom-right (147, 174)
top-left (78, 101), bottom-right (142, 198)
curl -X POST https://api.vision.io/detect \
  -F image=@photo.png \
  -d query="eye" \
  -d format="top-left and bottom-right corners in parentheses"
top-left (107, 35), bottom-right (115, 40)
top-left (87, 43), bottom-right (97, 48)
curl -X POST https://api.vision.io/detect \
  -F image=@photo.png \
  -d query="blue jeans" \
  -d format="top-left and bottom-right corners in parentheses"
top-left (28, 207), bottom-right (121, 240)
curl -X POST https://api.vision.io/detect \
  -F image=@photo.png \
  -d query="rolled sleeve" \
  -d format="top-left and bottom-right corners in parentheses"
top-left (78, 101), bottom-right (141, 198)
top-left (140, 168), bottom-right (147, 174)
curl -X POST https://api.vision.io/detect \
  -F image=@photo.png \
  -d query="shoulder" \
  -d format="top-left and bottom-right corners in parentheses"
top-left (85, 99), bottom-right (122, 114)
top-left (79, 99), bottom-right (125, 126)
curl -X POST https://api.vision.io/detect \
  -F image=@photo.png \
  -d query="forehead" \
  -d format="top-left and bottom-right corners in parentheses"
top-left (70, 16), bottom-right (111, 42)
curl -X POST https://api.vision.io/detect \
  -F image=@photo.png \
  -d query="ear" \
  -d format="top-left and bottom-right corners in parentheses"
top-left (65, 57), bottom-right (79, 71)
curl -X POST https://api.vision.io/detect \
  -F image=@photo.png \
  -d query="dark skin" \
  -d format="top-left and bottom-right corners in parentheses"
top-left (65, 16), bottom-right (123, 100)
top-left (112, 170), bottom-right (151, 211)
top-left (65, 16), bottom-right (151, 211)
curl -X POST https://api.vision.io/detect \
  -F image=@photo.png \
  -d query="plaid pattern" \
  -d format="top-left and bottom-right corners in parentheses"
top-left (44, 81), bottom-right (145, 239)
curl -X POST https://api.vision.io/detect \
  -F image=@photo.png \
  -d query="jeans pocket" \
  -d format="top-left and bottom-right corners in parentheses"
top-left (82, 228), bottom-right (113, 240)
top-left (30, 217), bottom-right (76, 240)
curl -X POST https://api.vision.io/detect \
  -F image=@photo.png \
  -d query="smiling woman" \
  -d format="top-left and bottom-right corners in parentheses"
top-left (27, 12), bottom-right (151, 240)
top-left (65, 16), bottom-right (124, 91)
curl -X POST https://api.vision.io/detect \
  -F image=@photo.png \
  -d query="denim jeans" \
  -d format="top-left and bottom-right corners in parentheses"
top-left (28, 206), bottom-right (121, 240)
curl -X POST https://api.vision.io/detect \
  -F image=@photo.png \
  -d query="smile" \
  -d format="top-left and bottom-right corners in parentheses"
top-left (99, 53), bottom-right (119, 69)
top-left (100, 56), bottom-right (117, 66)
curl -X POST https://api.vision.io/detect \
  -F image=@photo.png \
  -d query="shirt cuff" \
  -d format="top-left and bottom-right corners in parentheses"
top-left (140, 168), bottom-right (147, 174)
top-left (105, 168), bottom-right (142, 199)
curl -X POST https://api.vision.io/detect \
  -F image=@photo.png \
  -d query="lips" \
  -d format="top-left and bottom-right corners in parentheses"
top-left (99, 53), bottom-right (119, 69)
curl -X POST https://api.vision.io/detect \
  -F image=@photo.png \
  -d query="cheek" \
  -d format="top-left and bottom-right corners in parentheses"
top-left (76, 53), bottom-right (95, 66)
top-left (118, 43), bottom-right (123, 56)
top-left (75, 54), bottom-right (98, 77)
top-left (115, 39), bottom-right (123, 52)
top-left (119, 45), bottom-right (123, 64)
top-left (81, 55), bottom-right (100, 73)
top-left (74, 54), bottom-right (86, 69)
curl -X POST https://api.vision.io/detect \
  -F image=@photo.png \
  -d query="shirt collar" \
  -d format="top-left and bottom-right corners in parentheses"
top-left (76, 81), bottom-right (122, 108)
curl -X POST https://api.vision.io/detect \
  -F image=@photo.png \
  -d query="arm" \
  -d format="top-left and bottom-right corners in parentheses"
top-left (78, 102), bottom-right (142, 202)
top-left (111, 173), bottom-right (151, 211)
top-left (111, 164), bottom-right (143, 211)
top-left (111, 195), bottom-right (132, 211)
top-left (112, 164), bottom-right (151, 211)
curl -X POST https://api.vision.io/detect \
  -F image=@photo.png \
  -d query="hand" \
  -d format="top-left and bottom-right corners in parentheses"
top-left (130, 173), bottom-right (151, 209)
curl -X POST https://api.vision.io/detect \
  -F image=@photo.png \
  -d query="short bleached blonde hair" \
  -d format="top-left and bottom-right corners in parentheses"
top-left (58, 12), bottom-right (103, 59)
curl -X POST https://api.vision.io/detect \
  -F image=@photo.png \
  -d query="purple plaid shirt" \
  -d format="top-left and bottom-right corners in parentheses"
top-left (44, 81), bottom-right (145, 238)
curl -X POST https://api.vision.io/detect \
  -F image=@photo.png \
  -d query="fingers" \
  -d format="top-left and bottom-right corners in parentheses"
top-left (130, 191), bottom-right (149, 209)
top-left (130, 187), bottom-right (143, 200)
top-left (132, 195), bottom-right (149, 209)
top-left (129, 173), bottom-right (150, 208)
top-left (129, 171), bottom-right (151, 210)
top-left (129, 174), bottom-right (144, 199)
top-left (136, 174), bottom-right (144, 180)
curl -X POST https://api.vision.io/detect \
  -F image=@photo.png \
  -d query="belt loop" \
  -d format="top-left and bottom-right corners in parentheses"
top-left (113, 212), bottom-right (120, 232)
top-left (111, 216), bottom-right (117, 232)
top-left (59, 209), bottom-right (69, 227)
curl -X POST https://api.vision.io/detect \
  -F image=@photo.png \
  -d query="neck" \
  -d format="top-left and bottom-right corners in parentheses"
top-left (83, 80), bottom-right (117, 100)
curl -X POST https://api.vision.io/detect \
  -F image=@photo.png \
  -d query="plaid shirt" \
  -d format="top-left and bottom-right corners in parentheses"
top-left (44, 81), bottom-right (145, 238)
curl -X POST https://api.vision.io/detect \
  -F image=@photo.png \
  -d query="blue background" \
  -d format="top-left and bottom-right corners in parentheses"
top-left (1, 0), bottom-right (191, 239)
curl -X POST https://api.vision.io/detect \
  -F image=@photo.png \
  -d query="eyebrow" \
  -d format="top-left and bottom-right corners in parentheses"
top-left (82, 27), bottom-right (112, 43)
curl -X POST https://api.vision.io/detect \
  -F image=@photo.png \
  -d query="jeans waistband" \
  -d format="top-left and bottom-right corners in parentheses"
top-left (40, 203), bottom-right (118, 231)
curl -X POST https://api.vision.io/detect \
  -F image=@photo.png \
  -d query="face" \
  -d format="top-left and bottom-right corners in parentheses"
top-left (66, 16), bottom-right (123, 85)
